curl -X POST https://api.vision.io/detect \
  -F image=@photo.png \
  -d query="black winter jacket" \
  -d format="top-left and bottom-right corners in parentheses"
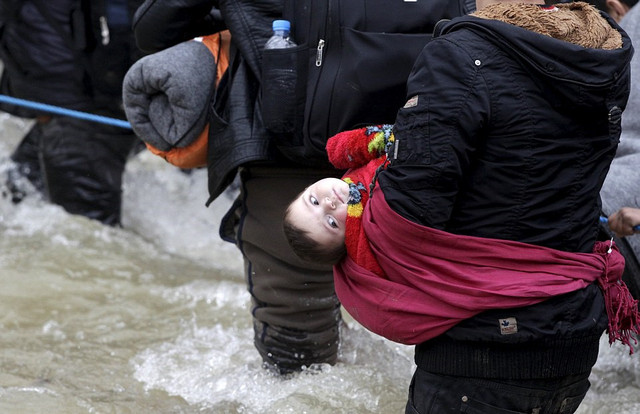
top-left (0, 0), bottom-right (144, 117)
top-left (378, 7), bottom-right (633, 379)
top-left (132, 0), bottom-right (475, 202)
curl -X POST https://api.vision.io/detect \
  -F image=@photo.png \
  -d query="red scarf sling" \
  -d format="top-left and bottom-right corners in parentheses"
top-left (342, 158), bottom-right (386, 277)
top-left (334, 185), bottom-right (640, 351)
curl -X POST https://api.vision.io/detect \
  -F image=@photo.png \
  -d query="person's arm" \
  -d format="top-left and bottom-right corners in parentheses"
top-left (607, 207), bottom-right (640, 236)
top-left (132, 0), bottom-right (224, 52)
top-left (380, 35), bottom-right (489, 228)
top-left (326, 124), bottom-right (393, 170)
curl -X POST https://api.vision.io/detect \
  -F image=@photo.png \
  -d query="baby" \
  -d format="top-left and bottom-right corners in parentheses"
top-left (283, 124), bottom-right (393, 273)
top-left (284, 176), bottom-right (350, 264)
top-left (283, 127), bottom-right (637, 349)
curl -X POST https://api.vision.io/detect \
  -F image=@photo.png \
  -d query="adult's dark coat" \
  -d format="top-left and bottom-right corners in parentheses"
top-left (0, 0), bottom-right (143, 116)
top-left (378, 4), bottom-right (633, 379)
top-left (132, 0), bottom-right (475, 203)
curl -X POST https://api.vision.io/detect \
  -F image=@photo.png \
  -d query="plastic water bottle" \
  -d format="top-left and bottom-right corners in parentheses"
top-left (265, 20), bottom-right (297, 49)
top-left (261, 19), bottom-right (297, 133)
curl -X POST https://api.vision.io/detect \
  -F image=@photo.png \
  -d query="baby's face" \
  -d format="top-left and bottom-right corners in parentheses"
top-left (289, 178), bottom-right (350, 250)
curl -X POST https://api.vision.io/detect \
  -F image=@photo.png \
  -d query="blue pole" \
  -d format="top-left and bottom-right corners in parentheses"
top-left (0, 94), bottom-right (132, 129)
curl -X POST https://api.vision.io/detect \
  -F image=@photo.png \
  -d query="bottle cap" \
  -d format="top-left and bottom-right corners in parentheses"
top-left (272, 20), bottom-right (291, 32)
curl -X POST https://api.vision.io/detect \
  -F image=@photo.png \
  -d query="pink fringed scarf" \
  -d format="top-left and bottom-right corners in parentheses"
top-left (333, 185), bottom-right (640, 352)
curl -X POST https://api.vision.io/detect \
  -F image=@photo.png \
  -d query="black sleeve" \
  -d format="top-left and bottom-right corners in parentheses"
top-left (132, 0), bottom-right (224, 52)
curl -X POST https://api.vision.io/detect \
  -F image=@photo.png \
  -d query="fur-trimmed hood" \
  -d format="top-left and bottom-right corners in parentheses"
top-left (438, 2), bottom-right (633, 105)
top-left (473, 2), bottom-right (622, 50)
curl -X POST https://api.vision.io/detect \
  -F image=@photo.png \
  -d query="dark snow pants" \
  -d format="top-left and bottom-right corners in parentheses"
top-left (10, 116), bottom-right (137, 226)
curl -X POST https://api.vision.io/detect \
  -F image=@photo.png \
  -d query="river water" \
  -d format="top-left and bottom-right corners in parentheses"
top-left (0, 112), bottom-right (638, 413)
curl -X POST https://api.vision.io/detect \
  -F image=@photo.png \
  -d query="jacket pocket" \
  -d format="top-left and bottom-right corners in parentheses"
top-left (260, 44), bottom-right (307, 135)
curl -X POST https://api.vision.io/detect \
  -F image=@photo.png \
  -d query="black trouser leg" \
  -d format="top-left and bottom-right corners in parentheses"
top-left (39, 117), bottom-right (137, 226)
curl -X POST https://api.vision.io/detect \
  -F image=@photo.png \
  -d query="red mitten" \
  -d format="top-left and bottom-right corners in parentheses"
top-left (327, 125), bottom-right (390, 169)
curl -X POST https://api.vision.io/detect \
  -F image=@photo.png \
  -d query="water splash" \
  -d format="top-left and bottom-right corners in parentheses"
top-left (132, 318), bottom-right (413, 413)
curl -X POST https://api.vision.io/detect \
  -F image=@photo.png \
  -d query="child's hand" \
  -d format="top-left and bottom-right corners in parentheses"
top-left (326, 124), bottom-right (393, 169)
top-left (607, 207), bottom-right (640, 237)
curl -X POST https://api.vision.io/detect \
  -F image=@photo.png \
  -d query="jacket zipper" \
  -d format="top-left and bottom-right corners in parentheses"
top-left (306, 0), bottom-right (334, 153)
top-left (99, 16), bottom-right (110, 45)
top-left (315, 39), bottom-right (325, 66)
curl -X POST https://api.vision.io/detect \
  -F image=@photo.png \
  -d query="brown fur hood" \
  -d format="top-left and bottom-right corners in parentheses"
top-left (435, 1), bottom-right (632, 126)
top-left (473, 2), bottom-right (622, 50)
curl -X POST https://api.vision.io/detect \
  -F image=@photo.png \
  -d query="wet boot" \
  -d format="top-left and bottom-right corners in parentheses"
top-left (6, 123), bottom-right (46, 203)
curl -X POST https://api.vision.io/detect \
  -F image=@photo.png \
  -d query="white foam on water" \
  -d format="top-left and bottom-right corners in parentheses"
top-left (576, 336), bottom-right (640, 414)
top-left (121, 150), bottom-right (243, 276)
top-left (156, 279), bottom-right (249, 310)
top-left (131, 316), bottom-right (414, 413)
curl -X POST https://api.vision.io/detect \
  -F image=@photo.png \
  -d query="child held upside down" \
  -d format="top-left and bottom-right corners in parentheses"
top-left (284, 124), bottom-right (393, 272)
top-left (283, 124), bottom-right (640, 348)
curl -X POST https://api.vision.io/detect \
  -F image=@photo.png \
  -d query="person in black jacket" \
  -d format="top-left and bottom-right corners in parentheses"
top-left (131, 0), bottom-right (474, 374)
top-left (374, 0), bottom-right (633, 412)
top-left (0, 0), bottom-right (144, 226)
top-left (132, 0), bottom-right (342, 374)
